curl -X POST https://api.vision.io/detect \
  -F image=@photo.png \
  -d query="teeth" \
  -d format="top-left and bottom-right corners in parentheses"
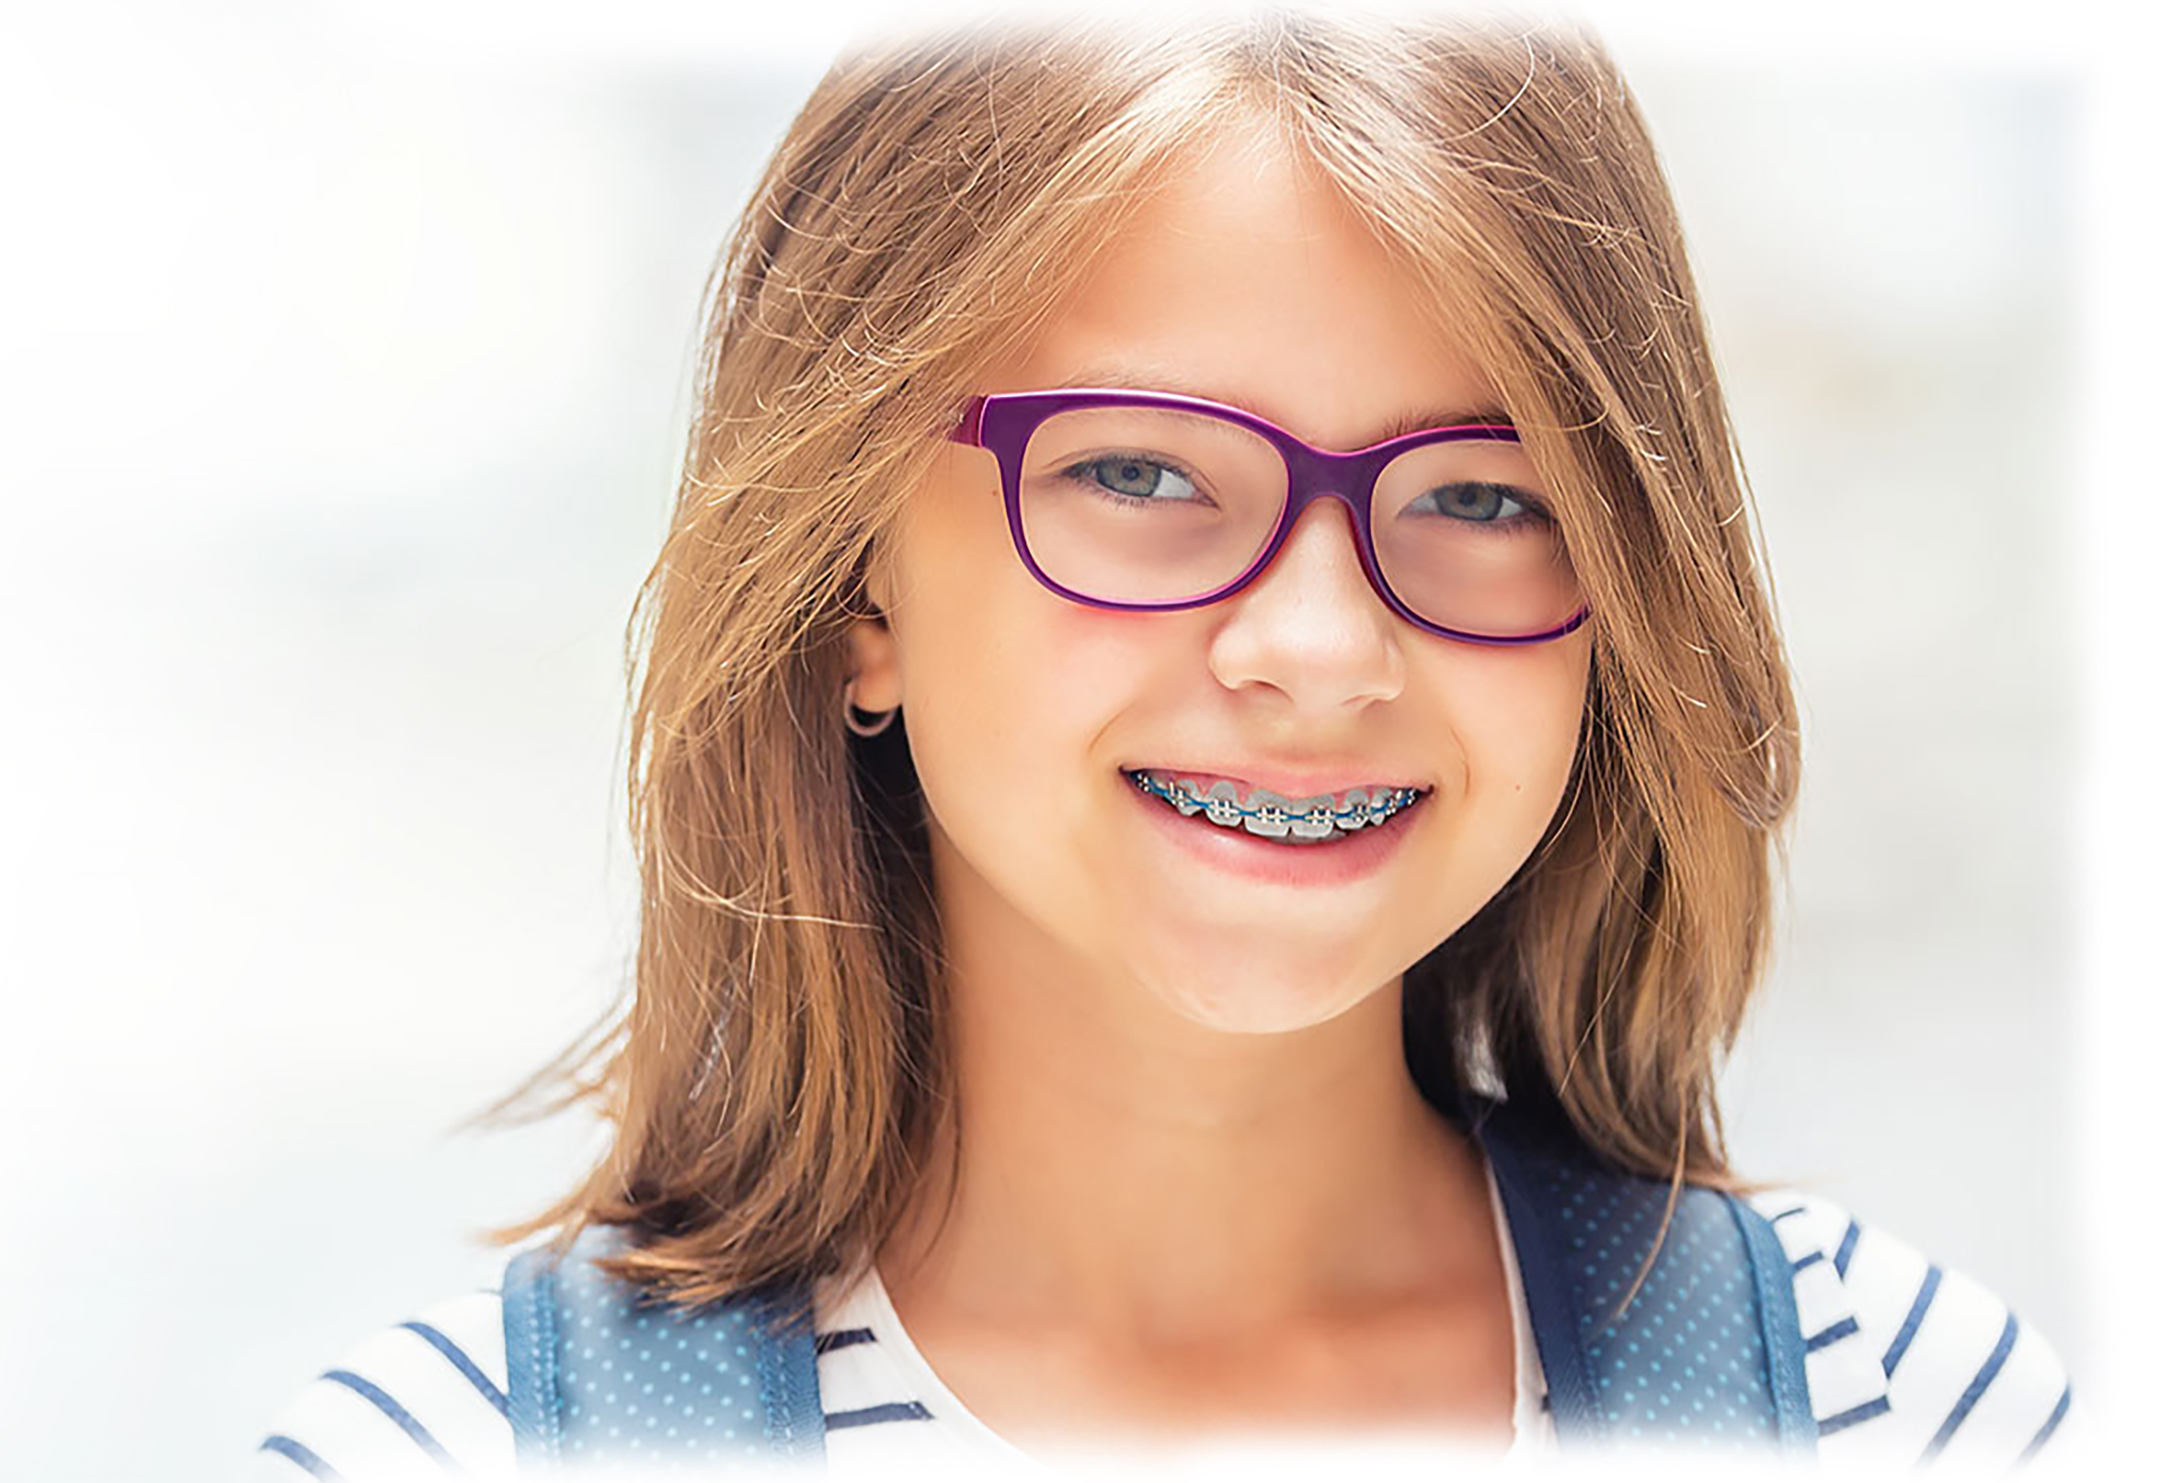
top-left (1337, 788), bottom-right (1372, 830)
top-left (1202, 780), bottom-right (1244, 827)
top-left (1285, 790), bottom-right (1336, 840)
top-left (1243, 792), bottom-right (1293, 839)
top-left (1128, 771), bottom-right (1418, 845)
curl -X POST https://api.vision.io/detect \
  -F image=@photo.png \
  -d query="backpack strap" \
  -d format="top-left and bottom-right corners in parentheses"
top-left (1471, 1097), bottom-right (1817, 1455)
top-left (502, 1223), bottom-right (826, 1471)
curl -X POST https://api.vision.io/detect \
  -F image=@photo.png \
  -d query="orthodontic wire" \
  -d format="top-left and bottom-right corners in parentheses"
top-left (1127, 771), bottom-right (1420, 831)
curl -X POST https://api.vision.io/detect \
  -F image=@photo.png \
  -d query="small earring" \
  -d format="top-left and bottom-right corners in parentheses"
top-left (843, 682), bottom-right (898, 739)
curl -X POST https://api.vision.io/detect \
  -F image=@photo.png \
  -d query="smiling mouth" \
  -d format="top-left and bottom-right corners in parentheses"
top-left (1121, 768), bottom-right (1426, 845)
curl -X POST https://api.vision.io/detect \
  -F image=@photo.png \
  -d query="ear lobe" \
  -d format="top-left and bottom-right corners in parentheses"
top-left (844, 615), bottom-right (902, 714)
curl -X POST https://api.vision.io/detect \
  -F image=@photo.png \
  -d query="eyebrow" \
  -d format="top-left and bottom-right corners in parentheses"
top-left (1056, 366), bottom-right (1515, 445)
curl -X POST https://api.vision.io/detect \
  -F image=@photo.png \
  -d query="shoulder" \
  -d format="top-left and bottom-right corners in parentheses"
top-left (252, 1288), bottom-right (512, 1482)
top-left (1742, 1188), bottom-right (2074, 1472)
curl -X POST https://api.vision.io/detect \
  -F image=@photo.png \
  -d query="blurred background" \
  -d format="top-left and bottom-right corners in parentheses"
top-left (1, 2), bottom-right (2151, 1478)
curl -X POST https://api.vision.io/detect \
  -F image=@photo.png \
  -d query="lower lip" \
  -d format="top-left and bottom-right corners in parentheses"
top-left (1120, 771), bottom-right (1424, 888)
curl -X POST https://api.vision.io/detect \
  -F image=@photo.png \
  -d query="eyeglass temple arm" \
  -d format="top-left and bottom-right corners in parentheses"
top-left (948, 396), bottom-right (988, 447)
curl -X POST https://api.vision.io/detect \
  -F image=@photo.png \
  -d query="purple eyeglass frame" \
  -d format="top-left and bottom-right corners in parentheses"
top-left (947, 388), bottom-right (1591, 646)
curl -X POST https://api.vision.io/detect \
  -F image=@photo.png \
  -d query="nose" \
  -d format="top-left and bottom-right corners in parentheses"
top-left (1206, 493), bottom-right (1407, 711)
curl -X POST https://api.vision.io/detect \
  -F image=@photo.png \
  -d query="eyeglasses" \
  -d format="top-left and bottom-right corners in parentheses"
top-left (948, 388), bottom-right (1589, 646)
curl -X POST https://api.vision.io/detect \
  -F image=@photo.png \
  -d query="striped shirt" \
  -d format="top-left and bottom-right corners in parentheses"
top-left (251, 1182), bottom-right (2072, 1478)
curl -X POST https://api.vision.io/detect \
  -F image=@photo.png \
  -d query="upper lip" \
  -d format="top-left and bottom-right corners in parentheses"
top-left (1122, 762), bottom-right (1429, 798)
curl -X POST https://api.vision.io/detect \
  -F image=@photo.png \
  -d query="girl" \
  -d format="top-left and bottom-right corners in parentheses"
top-left (254, 10), bottom-right (2072, 1477)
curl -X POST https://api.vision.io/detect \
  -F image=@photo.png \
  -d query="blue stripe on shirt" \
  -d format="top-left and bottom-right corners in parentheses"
top-left (815, 1327), bottom-right (876, 1356)
top-left (1805, 1316), bottom-right (1859, 1353)
top-left (1919, 1312), bottom-right (2019, 1462)
top-left (1833, 1218), bottom-right (1861, 1278)
top-left (323, 1369), bottom-right (458, 1466)
top-left (826, 1400), bottom-right (935, 1430)
top-left (1815, 1395), bottom-right (1891, 1436)
top-left (1881, 1264), bottom-right (1942, 1380)
top-left (258, 1435), bottom-right (347, 1481)
top-left (2017, 1382), bottom-right (2071, 1463)
top-left (399, 1320), bottom-right (508, 1417)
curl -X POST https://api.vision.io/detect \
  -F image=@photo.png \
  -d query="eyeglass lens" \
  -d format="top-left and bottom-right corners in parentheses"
top-left (1014, 405), bottom-right (1581, 639)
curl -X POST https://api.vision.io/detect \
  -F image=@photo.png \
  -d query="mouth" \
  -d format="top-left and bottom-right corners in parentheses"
top-left (1119, 767), bottom-right (1428, 847)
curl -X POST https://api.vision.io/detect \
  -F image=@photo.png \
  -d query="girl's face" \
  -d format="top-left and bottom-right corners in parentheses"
top-left (857, 130), bottom-right (1592, 1035)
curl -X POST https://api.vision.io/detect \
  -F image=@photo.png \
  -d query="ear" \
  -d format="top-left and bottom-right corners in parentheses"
top-left (845, 534), bottom-right (905, 712)
top-left (845, 612), bottom-right (902, 714)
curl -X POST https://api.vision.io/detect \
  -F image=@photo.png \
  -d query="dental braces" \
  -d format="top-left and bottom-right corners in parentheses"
top-left (1128, 771), bottom-right (1420, 834)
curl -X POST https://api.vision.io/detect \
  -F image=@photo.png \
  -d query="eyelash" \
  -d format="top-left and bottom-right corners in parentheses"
top-left (1420, 481), bottom-right (1554, 528)
top-left (1061, 455), bottom-right (1211, 506)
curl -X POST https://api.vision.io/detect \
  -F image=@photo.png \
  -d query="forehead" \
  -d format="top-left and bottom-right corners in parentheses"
top-left (996, 128), bottom-right (1506, 450)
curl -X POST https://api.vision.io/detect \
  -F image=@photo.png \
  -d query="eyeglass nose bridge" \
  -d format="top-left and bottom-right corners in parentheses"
top-left (1213, 440), bottom-right (1398, 613)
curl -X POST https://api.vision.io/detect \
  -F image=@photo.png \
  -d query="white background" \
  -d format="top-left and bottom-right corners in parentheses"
top-left (1, 2), bottom-right (2152, 1477)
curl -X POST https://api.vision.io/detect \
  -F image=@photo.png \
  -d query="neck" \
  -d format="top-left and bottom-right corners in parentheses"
top-left (877, 933), bottom-right (1496, 1348)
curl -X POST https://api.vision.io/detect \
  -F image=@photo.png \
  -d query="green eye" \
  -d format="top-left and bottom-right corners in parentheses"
top-left (1422, 481), bottom-right (1528, 522)
top-left (1066, 455), bottom-right (1202, 504)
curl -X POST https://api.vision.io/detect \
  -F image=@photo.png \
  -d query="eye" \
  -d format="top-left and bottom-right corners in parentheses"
top-left (1412, 480), bottom-right (1538, 523)
top-left (1065, 454), bottom-right (1203, 504)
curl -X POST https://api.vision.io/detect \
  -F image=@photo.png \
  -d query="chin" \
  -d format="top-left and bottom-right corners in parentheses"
top-left (1138, 951), bottom-right (1385, 1038)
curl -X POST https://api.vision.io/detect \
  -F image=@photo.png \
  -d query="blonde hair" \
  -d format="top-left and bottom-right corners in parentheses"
top-left (480, 9), bottom-right (1800, 1313)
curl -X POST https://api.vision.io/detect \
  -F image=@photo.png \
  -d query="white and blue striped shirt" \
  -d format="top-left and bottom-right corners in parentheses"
top-left (251, 1184), bottom-right (2072, 1478)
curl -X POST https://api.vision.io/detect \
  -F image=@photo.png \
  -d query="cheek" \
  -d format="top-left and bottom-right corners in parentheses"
top-left (886, 503), bottom-right (1129, 881)
top-left (1517, 649), bottom-right (1591, 787)
top-left (1443, 638), bottom-right (1591, 827)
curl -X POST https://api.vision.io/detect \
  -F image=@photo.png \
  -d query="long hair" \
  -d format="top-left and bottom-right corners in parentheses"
top-left (478, 9), bottom-right (1800, 1314)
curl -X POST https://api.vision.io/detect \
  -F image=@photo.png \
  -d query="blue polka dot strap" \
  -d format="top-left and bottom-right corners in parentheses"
top-left (1472, 1096), bottom-right (1818, 1456)
top-left (502, 1223), bottom-right (827, 1471)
